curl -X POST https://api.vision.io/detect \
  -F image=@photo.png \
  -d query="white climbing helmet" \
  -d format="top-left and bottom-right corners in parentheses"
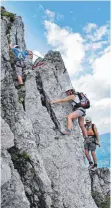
top-left (85, 116), bottom-right (92, 122)
top-left (65, 86), bottom-right (73, 92)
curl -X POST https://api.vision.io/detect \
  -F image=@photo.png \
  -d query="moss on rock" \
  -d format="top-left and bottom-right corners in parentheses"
top-left (92, 191), bottom-right (110, 208)
top-left (1, 6), bottom-right (16, 22)
top-left (8, 147), bottom-right (31, 180)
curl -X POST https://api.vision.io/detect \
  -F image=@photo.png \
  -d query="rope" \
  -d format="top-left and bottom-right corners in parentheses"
top-left (32, 62), bottom-right (46, 69)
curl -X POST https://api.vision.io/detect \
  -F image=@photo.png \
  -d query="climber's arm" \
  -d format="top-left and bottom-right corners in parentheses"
top-left (26, 50), bottom-right (33, 55)
top-left (9, 42), bottom-right (14, 49)
top-left (94, 125), bottom-right (100, 147)
top-left (51, 95), bottom-right (75, 104)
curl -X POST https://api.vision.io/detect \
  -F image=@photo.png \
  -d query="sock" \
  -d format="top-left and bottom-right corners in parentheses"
top-left (20, 84), bottom-right (24, 87)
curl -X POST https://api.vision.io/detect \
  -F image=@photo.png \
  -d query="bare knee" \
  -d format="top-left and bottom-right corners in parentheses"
top-left (67, 114), bottom-right (73, 120)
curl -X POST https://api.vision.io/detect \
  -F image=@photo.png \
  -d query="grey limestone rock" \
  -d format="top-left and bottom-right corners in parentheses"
top-left (1, 150), bottom-right (30, 208)
top-left (90, 168), bottom-right (110, 208)
top-left (1, 118), bottom-right (14, 149)
top-left (25, 52), bottom-right (98, 208)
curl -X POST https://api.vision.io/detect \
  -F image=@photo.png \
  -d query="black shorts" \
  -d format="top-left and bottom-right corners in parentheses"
top-left (84, 142), bottom-right (96, 152)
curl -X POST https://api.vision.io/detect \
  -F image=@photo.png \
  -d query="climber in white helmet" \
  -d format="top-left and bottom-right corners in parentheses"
top-left (50, 85), bottom-right (90, 140)
top-left (84, 116), bottom-right (100, 170)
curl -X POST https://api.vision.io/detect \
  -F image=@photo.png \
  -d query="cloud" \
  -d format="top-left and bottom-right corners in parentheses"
top-left (44, 9), bottom-right (64, 22)
top-left (86, 98), bottom-right (110, 134)
top-left (85, 41), bottom-right (108, 51)
top-left (45, 9), bottom-right (55, 21)
top-left (84, 23), bottom-right (109, 42)
top-left (43, 10), bottom-right (110, 134)
top-left (84, 23), bottom-right (97, 33)
top-left (93, 50), bottom-right (111, 84)
top-left (72, 49), bottom-right (110, 134)
top-left (44, 20), bottom-right (85, 75)
top-left (72, 49), bottom-right (110, 98)
top-left (33, 50), bottom-right (44, 62)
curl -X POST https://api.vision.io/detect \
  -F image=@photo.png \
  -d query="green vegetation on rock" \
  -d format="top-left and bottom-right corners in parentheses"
top-left (8, 147), bottom-right (33, 180)
top-left (1, 6), bottom-right (16, 22)
top-left (92, 191), bottom-right (110, 208)
top-left (6, 24), bottom-right (12, 34)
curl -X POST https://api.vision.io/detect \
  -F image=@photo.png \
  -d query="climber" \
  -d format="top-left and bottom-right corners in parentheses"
top-left (50, 86), bottom-right (89, 139)
top-left (84, 116), bottom-right (100, 170)
top-left (9, 42), bottom-right (33, 87)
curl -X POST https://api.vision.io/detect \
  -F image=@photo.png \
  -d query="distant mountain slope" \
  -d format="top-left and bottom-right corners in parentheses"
top-left (97, 133), bottom-right (110, 168)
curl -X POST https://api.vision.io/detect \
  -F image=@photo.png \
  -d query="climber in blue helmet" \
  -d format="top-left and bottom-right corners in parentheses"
top-left (9, 42), bottom-right (33, 87)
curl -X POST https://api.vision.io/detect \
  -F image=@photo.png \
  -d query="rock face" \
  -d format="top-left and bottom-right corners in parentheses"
top-left (1, 119), bottom-right (30, 208)
top-left (1, 118), bottom-right (14, 149)
top-left (90, 168), bottom-right (110, 208)
top-left (1, 7), bottom-right (110, 208)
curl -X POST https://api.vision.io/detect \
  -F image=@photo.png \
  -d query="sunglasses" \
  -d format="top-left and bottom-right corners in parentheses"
top-left (66, 90), bottom-right (72, 93)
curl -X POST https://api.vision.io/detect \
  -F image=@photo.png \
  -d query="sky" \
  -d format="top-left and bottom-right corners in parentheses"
top-left (2, 1), bottom-right (110, 135)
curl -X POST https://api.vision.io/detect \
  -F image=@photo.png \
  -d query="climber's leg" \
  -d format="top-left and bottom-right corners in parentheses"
top-left (18, 75), bottom-right (23, 85)
top-left (84, 149), bottom-right (92, 163)
top-left (78, 116), bottom-right (88, 138)
top-left (61, 111), bottom-right (79, 135)
top-left (15, 65), bottom-right (23, 85)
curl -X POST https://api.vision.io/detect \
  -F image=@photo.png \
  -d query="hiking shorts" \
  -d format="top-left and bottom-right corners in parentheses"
top-left (84, 142), bottom-right (96, 152)
top-left (74, 109), bottom-right (86, 117)
top-left (15, 65), bottom-right (22, 76)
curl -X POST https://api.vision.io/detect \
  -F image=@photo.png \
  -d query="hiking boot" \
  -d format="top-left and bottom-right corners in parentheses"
top-left (90, 164), bottom-right (97, 171)
top-left (88, 162), bottom-right (93, 170)
top-left (20, 84), bottom-right (25, 92)
top-left (61, 129), bottom-right (71, 135)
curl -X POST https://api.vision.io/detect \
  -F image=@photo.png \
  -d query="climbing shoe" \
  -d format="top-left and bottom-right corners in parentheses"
top-left (88, 162), bottom-right (93, 170)
top-left (61, 129), bottom-right (71, 135)
top-left (20, 84), bottom-right (25, 92)
top-left (90, 164), bottom-right (97, 171)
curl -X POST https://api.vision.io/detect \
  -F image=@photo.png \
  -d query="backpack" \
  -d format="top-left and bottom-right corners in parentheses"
top-left (73, 92), bottom-right (90, 109)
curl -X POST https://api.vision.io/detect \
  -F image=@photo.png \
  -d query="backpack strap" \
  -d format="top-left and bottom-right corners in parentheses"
top-left (84, 123), bottom-right (89, 131)
top-left (92, 124), bottom-right (95, 135)
top-left (92, 124), bottom-right (97, 142)
top-left (77, 92), bottom-right (82, 100)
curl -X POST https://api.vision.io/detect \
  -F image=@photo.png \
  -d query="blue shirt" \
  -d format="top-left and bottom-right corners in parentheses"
top-left (12, 48), bottom-right (29, 60)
